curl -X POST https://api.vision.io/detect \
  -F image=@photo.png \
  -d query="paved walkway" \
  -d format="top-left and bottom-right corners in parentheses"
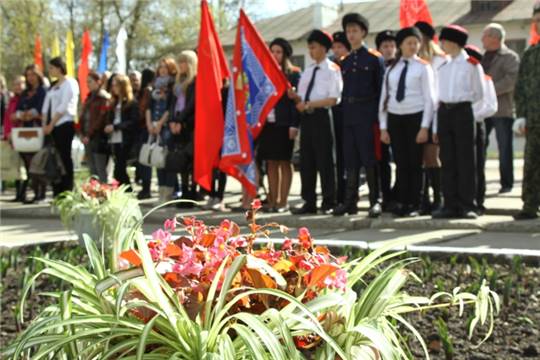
top-left (1, 159), bottom-right (538, 257)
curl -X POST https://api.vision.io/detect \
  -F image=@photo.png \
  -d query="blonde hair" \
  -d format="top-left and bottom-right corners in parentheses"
top-left (176, 50), bottom-right (198, 92)
top-left (156, 57), bottom-right (178, 77)
top-left (112, 74), bottom-right (133, 105)
top-left (419, 37), bottom-right (445, 62)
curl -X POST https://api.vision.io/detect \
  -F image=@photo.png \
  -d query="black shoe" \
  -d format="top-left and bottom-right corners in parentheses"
top-left (407, 207), bottom-right (421, 217)
top-left (460, 210), bottom-right (478, 219)
top-left (229, 206), bottom-right (249, 213)
top-left (477, 205), bottom-right (486, 216)
top-left (137, 191), bottom-right (151, 200)
top-left (261, 206), bottom-right (277, 213)
top-left (392, 204), bottom-right (408, 217)
top-left (291, 205), bottom-right (317, 215)
top-left (332, 203), bottom-right (358, 216)
top-left (368, 203), bottom-right (382, 218)
top-left (499, 187), bottom-right (512, 194)
top-left (23, 198), bottom-right (37, 205)
top-left (432, 207), bottom-right (458, 219)
top-left (513, 211), bottom-right (538, 220)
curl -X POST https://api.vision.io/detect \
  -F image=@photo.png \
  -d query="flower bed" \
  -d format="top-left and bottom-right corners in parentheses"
top-left (2, 201), bottom-right (501, 359)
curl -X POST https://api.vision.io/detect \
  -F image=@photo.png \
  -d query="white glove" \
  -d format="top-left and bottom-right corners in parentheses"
top-left (513, 117), bottom-right (526, 135)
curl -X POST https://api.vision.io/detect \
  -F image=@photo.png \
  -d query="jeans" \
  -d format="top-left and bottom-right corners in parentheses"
top-left (485, 117), bottom-right (514, 189)
top-left (86, 141), bottom-right (109, 183)
top-left (156, 127), bottom-right (177, 187)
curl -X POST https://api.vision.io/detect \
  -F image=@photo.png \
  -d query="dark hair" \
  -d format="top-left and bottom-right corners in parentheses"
top-left (23, 64), bottom-right (44, 90)
top-left (383, 50), bottom-right (403, 111)
top-left (106, 73), bottom-right (118, 94)
top-left (141, 68), bottom-right (155, 90)
top-left (49, 57), bottom-right (67, 75)
top-left (88, 70), bottom-right (101, 83)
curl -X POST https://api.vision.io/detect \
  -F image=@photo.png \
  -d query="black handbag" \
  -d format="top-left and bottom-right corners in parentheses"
top-left (165, 141), bottom-right (193, 173)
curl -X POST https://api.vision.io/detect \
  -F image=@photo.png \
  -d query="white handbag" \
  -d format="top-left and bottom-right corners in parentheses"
top-left (138, 135), bottom-right (167, 169)
top-left (11, 127), bottom-right (44, 153)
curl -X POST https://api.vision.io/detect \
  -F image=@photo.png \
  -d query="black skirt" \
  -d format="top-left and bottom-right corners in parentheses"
top-left (257, 123), bottom-right (294, 161)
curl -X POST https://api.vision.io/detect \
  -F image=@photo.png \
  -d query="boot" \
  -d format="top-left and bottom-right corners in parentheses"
top-left (10, 180), bottom-right (23, 202)
top-left (333, 169), bottom-right (360, 216)
top-left (429, 168), bottom-right (442, 211)
top-left (419, 169), bottom-right (432, 215)
top-left (366, 166), bottom-right (382, 218)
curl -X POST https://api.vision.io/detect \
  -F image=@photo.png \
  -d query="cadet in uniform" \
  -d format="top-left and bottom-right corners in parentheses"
top-left (432, 25), bottom-right (484, 219)
top-left (291, 30), bottom-right (343, 215)
top-left (513, 2), bottom-right (540, 220)
top-left (379, 27), bottom-right (436, 217)
top-left (376, 29), bottom-right (398, 210)
top-left (331, 31), bottom-right (351, 207)
top-left (333, 13), bottom-right (385, 218)
top-left (465, 45), bottom-right (498, 215)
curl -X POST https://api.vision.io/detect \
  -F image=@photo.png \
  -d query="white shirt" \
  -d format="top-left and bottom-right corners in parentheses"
top-left (297, 58), bottom-right (343, 104)
top-left (110, 102), bottom-right (123, 144)
top-left (378, 55), bottom-right (436, 130)
top-left (473, 75), bottom-right (498, 122)
top-left (437, 50), bottom-right (484, 104)
top-left (432, 50), bottom-right (485, 133)
top-left (41, 77), bottom-right (80, 127)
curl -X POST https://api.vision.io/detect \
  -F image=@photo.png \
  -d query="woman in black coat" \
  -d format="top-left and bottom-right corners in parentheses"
top-left (169, 50), bottom-right (197, 207)
top-left (257, 38), bottom-right (301, 213)
top-left (104, 74), bottom-right (139, 188)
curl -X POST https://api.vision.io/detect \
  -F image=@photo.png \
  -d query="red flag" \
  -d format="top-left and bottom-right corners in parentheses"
top-left (194, 0), bottom-right (230, 192)
top-left (34, 35), bottom-right (43, 71)
top-left (78, 30), bottom-right (93, 102)
top-left (218, 9), bottom-right (288, 196)
top-left (529, 22), bottom-right (540, 46)
top-left (400, 0), bottom-right (433, 28)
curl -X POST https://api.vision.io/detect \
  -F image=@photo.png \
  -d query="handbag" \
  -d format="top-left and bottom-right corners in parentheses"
top-left (0, 141), bottom-right (23, 181)
top-left (138, 135), bottom-right (167, 168)
top-left (29, 141), bottom-right (66, 184)
top-left (165, 141), bottom-right (193, 173)
top-left (11, 127), bottom-right (44, 153)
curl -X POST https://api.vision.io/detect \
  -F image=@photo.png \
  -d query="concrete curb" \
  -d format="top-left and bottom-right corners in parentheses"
top-left (3, 205), bottom-right (538, 233)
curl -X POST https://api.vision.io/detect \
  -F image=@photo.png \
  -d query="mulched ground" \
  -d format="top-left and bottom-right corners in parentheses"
top-left (1, 243), bottom-right (539, 359)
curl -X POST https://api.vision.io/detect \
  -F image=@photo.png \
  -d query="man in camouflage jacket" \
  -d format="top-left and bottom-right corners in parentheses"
top-left (513, 2), bottom-right (540, 220)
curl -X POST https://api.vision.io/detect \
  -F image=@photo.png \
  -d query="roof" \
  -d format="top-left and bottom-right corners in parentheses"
top-left (219, 0), bottom-right (532, 47)
top-left (493, 0), bottom-right (536, 22)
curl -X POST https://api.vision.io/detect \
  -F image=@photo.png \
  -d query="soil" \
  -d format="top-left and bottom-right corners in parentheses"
top-left (1, 244), bottom-right (539, 359)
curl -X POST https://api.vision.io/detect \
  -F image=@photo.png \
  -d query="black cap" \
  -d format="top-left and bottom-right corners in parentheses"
top-left (342, 12), bottom-right (369, 33)
top-left (414, 21), bottom-right (435, 39)
top-left (332, 31), bottom-right (351, 51)
top-left (375, 30), bottom-right (396, 49)
top-left (270, 37), bottom-right (293, 58)
top-left (534, 0), bottom-right (540, 15)
top-left (464, 44), bottom-right (483, 62)
top-left (440, 25), bottom-right (468, 47)
top-left (395, 27), bottom-right (422, 47)
top-left (307, 29), bottom-right (333, 50)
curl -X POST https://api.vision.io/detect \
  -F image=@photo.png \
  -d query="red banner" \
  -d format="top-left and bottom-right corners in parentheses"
top-left (78, 30), bottom-right (93, 102)
top-left (400, 0), bottom-right (433, 28)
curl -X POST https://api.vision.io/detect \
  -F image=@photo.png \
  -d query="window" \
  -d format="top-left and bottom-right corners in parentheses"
top-left (506, 39), bottom-right (527, 57)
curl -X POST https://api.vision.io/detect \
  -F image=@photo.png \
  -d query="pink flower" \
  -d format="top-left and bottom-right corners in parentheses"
top-left (152, 229), bottom-right (172, 244)
top-left (172, 261), bottom-right (203, 277)
top-left (281, 238), bottom-right (292, 251)
top-left (251, 199), bottom-right (262, 210)
top-left (230, 236), bottom-right (247, 249)
top-left (164, 218), bottom-right (177, 232)
top-left (323, 269), bottom-right (347, 291)
top-left (299, 259), bottom-right (315, 272)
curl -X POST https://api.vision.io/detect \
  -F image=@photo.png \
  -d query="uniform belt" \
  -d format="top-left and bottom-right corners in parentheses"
top-left (440, 101), bottom-right (471, 109)
top-left (343, 95), bottom-right (377, 104)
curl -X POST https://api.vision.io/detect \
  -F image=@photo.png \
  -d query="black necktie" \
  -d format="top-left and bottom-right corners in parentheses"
top-left (304, 66), bottom-right (320, 102)
top-left (396, 60), bottom-right (408, 102)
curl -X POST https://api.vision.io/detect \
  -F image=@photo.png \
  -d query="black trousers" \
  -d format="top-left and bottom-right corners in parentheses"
top-left (438, 102), bottom-right (476, 211)
top-left (332, 105), bottom-right (346, 204)
top-left (379, 143), bottom-right (393, 204)
top-left (112, 143), bottom-right (132, 187)
top-left (387, 112), bottom-right (424, 207)
top-left (300, 109), bottom-right (335, 208)
top-left (476, 121), bottom-right (486, 208)
top-left (52, 122), bottom-right (75, 197)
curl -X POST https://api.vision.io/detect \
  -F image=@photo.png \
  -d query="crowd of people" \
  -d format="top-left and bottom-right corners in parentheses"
top-left (1, 3), bottom-right (539, 221)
